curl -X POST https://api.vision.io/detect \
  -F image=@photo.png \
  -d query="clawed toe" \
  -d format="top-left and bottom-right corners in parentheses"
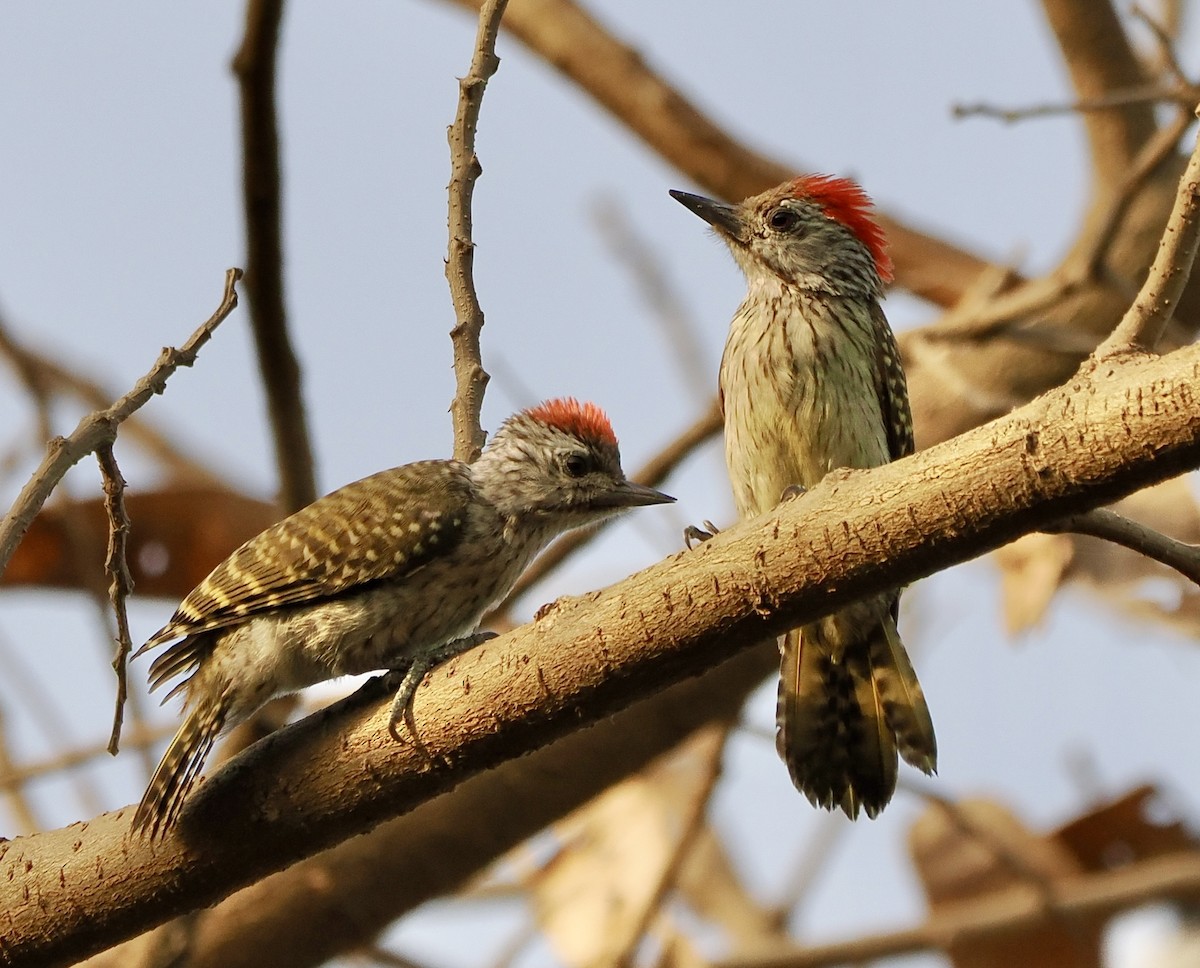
top-left (684, 520), bottom-right (721, 549)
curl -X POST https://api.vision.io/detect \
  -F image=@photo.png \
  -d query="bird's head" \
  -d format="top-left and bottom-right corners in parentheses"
top-left (475, 398), bottom-right (674, 526)
top-left (670, 175), bottom-right (892, 298)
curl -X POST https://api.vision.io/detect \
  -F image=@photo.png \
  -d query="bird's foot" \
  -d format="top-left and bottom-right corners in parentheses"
top-left (780, 484), bottom-right (808, 502)
top-left (386, 630), bottom-right (499, 744)
top-left (684, 520), bottom-right (722, 549)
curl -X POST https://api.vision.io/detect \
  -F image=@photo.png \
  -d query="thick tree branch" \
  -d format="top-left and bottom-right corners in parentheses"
top-left (5, 337), bottom-right (1200, 967)
top-left (89, 652), bottom-right (767, 968)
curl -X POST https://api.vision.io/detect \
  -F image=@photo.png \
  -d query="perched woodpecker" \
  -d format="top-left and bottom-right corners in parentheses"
top-left (671, 176), bottom-right (936, 818)
top-left (131, 398), bottom-right (673, 838)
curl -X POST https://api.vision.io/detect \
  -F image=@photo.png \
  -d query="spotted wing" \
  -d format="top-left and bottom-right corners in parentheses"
top-left (139, 461), bottom-right (473, 650)
top-left (870, 301), bottom-right (914, 462)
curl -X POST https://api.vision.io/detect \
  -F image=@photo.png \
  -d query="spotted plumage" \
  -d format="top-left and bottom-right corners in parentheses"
top-left (131, 399), bottom-right (673, 838)
top-left (672, 177), bottom-right (936, 819)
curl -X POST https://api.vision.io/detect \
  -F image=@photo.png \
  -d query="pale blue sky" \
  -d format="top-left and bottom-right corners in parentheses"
top-left (1, 4), bottom-right (1198, 966)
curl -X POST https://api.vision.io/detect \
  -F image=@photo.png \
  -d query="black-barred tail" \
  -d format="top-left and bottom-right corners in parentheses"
top-left (131, 692), bottom-right (229, 839)
top-left (776, 617), bottom-right (935, 819)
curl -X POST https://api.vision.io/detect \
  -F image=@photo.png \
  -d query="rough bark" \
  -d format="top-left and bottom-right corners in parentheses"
top-left (5, 341), bottom-right (1200, 968)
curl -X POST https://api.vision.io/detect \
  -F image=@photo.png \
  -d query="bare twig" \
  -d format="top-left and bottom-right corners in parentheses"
top-left (1046, 506), bottom-right (1200, 585)
top-left (446, 0), bottom-right (508, 462)
top-left (0, 723), bottom-right (176, 789)
top-left (491, 398), bottom-right (720, 615)
top-left (1040, 0), bottom-right (1158, 188)
top-left (232, 0), bottom-right (317, 512)
top-left (440, 0), bottom-right (992, 310)
top-left (0, 268), bottom-right (242, 578)
top-left (0, 315), bottom-right (219, 482)
top-left (1099, 109), bottom-right (1200, 353)
top-left (927, 109), bottom-right (1192, 345)
top-left (0, 627), bottom-right (108, 816)
top-left (1131, 3), bottom-right (1188, 84)
top-left (0, 711), bottom-right (41, 833)
top-left (770, 813), bottom-right (847, 929)
top-left (718, 852), bottom-right (1200, 968)
top-left (952, 83), bottom-right (1200, 123)
top-left (96, 444), bottom-right (136, 755)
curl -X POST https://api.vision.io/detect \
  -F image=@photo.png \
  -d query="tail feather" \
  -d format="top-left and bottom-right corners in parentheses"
top-left (131, 694), bottom-right (228, 839)
top-left (777, 631), bottom-right (854, 812)
top-left (146, 636), bottom-right (209, 694)
top-left (874, 618), bottom-right (937, 775)
top-left (776, 617), bottom-right (932, 820)
top-left (847, 649), bottom-right (898, 819)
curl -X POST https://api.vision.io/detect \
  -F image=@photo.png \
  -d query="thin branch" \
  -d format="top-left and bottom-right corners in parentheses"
top-left (1047, 506), bottom-right (1200, 585)
top-left (0, 627), bottom-right (109, 816)
top-left (900, 780), bottom-right (1058, 896)
top-left (952, 83), bottom-right (1200, 123)
top-left (0, 268), bottom-right (242, 579)
top-left (1098, 106), bottom-right (1200, 353)
top-left (440, 0), bottom-right (992, 310)
top-left (0, 723), bottom-right (176, 790)
top-left (717, 852), bottom-right (1200, 968)
top-left (1131, 3), bottom-right (1188, 83)
top-left (232, 0), bottom-right (317, 513)
top-left (608, 726), bottom-right (727, 968)
top-left (445, 0), bottom-right (508, 462)
top-left (96, 444), bottom-right (136, 755)
top-left (0, 314), bottom-right (219, 483)
top-left (770, 813), bottom-right (847, 929)
top-left (491, 398), bottom-right (720, 615)
top-left (1040, 0), bottom-right (1159, 188)
top-left (0, 711), bottom-right (41, 834)
top-left (926, 109), bottom-right (1192, 345)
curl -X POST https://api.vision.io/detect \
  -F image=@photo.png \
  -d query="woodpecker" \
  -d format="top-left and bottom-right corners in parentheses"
top-left (131, 398), bottom-right (673, 838)
top-left (671, 176), bottom-right (936, 818)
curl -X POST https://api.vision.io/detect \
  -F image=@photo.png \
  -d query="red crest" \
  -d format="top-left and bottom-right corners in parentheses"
top-left (526, 398), bottom-right (618, 448)
top-left (789, 174), bottom-right (894, 284)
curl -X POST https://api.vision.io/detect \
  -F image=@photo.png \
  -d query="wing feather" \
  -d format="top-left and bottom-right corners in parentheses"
top-left (138, 461), bottom-right (474, 651)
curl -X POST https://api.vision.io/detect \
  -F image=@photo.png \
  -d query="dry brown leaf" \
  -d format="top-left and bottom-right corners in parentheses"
top-left (1052, 784), bottom-right (1197, 871)
top-left (648, 917), bottom-right (708, 968)
top-left (3, 485), bottom-right (278, 599)
top-left (908, 798), bottom-right (1102, 968)
top-left (524, 726), bottom-right (725, 968)
top-left (994, 532), bottom-right (1076, 634)
top-left (994, 475), bottom-right (1200, 637)
top-left (676, 826), bottom-right (778, 951)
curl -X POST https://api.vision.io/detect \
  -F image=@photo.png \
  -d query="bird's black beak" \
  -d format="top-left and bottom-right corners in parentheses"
top-left (669, 190), bottom-right (747, 242)
top-left (603, 481), bottom-right (676, 509)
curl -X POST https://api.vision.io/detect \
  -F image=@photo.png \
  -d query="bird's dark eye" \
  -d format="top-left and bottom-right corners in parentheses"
top-left (768, 209), bottom-right (799, 232)
top-left (564, 453), bottom-right (590, 478)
